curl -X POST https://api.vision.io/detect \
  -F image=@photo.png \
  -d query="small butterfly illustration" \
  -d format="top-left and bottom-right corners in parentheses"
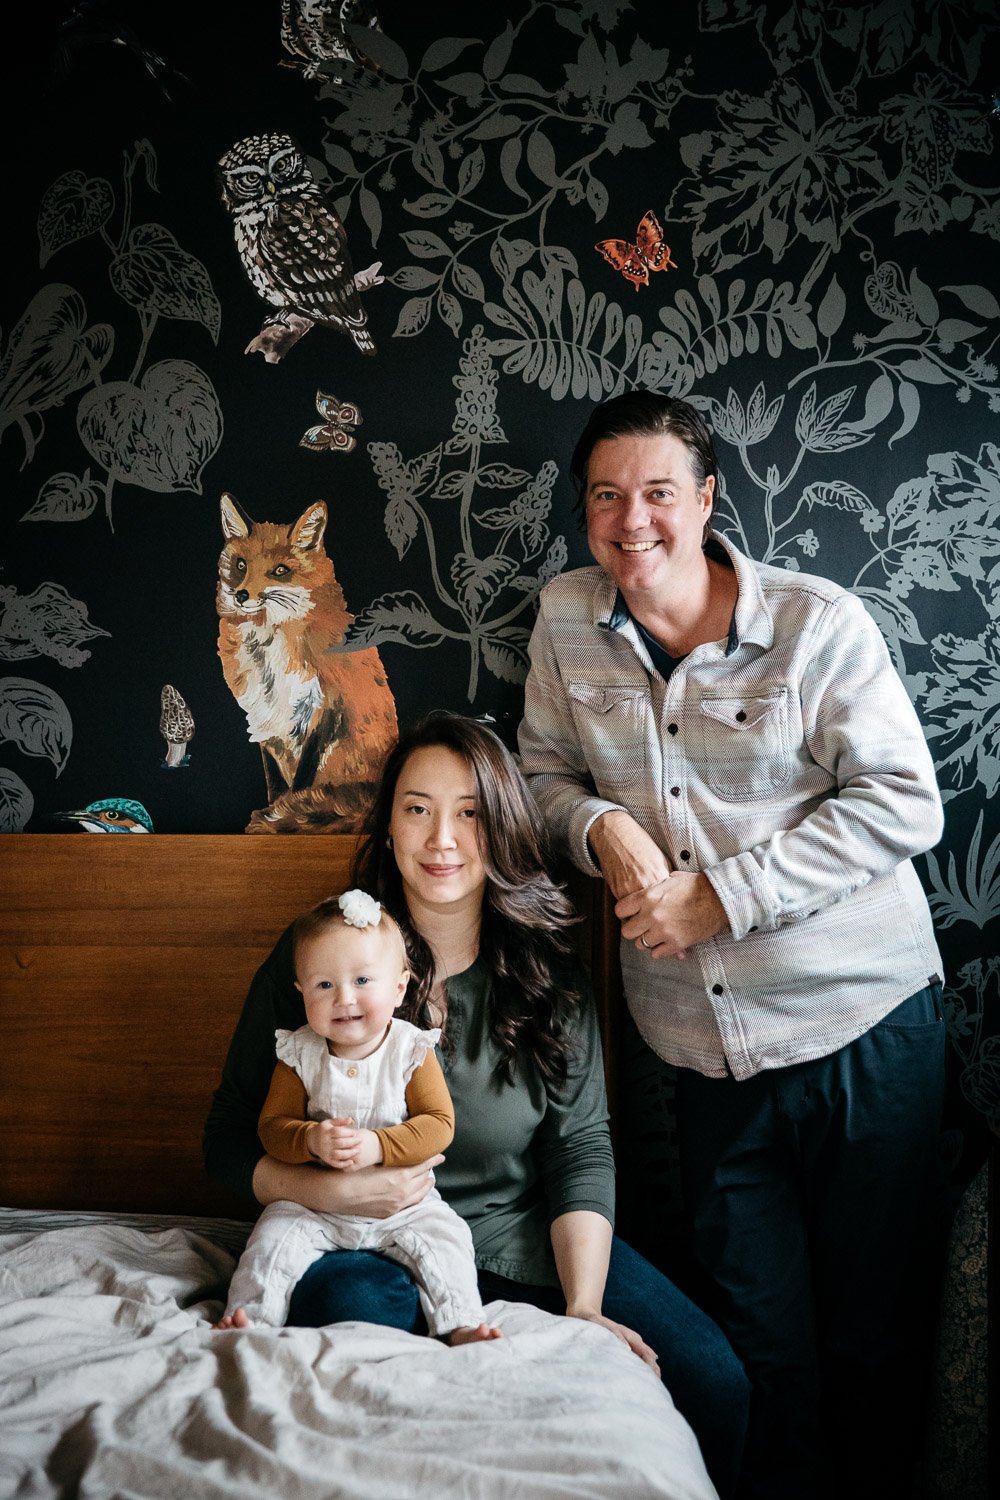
top-left (595, 209), bottom-right (677, 292)
top-left (299, 391), bottom-right (361, 453)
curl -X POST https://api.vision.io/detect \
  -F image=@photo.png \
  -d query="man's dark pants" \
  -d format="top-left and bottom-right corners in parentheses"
top-left (675, 982), bottom-right (948, 1500)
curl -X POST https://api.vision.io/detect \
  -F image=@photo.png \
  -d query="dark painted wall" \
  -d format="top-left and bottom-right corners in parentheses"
top-left (3, 2), bottom-right (998, 1146)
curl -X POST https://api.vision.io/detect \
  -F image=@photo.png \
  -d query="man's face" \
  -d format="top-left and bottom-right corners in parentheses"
top-left (584, 432), bottom-right (714, 608)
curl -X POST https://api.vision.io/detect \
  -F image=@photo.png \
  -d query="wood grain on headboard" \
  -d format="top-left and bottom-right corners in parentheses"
top-left (0, 835), bottom-right (358, 1217)
top-left (0, 835), bottom-right (620, 1218)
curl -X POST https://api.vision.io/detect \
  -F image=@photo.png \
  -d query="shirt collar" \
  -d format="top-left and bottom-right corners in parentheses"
top-left (593, 531), bottom-right (774, 655)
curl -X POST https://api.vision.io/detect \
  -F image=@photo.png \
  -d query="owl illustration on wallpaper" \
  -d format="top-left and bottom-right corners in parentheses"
top-left (216, 133), bottom-right (381, 362)
top-left (280, 0), bottom-right (382, 80)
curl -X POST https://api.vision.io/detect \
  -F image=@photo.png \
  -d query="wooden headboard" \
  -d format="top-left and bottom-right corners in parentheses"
top-left (0, 835), bottom-right (619, 1218)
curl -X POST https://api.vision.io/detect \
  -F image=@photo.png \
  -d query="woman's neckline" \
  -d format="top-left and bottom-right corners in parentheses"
top-left (411, 904), bottom-right (482, 990)
top-left (442, 953), bottom-right (482, 983)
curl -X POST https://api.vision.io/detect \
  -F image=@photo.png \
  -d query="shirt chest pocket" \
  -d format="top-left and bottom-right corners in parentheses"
top-left (697, 691), bottom-right (791, 801)
top-left (567, 682), bottom-right (648, 793)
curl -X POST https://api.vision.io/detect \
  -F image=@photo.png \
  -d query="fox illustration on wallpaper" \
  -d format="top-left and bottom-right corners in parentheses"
top-left (216, 493), bottom-right (398, 832)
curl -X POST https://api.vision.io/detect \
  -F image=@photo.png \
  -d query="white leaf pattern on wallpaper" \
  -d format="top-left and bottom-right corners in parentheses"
top-left (21, 469), bottom-right (101, 523)
top-left (342, 325), bottom-right (565, 699)
top-left (18, 142), bottom-right (223, 527)
top-left (322, 19), bottom-right (679, 347)
top-left (109, 225), bottom-right (221, 342)
top-left (668, 79), bottom-right (887, 270)
top-left (37, 171), bottom-right (115, 267)
top-left (650, 279), bottom-right (815, 395)
top-left (0, 766), bottom-right (33, 833)
top-left (0, 677), bottom-right (72, 775)
top-left (345, 589), bottom-right (446, 648)
top-left (881, 72), bottom-right (993, 234)
top-left (924, 812), bottom-right (1000, 931)
top-left (944, 959), bottom-right (1000, 1129)
top-left (0, 286), bottom-right (113, 466)
top-left (698, 384), bottom-right (784, 448)
top-left (0, 583), bottom-right (109, 668)
top-left (919, 623), bottom-right (1000, 800)
top-left (77, 359), bottom-right (223, 495)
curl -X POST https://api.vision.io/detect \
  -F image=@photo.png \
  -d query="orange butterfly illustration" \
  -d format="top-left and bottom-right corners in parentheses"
top-left (595, 210), bottom-right (677, 292)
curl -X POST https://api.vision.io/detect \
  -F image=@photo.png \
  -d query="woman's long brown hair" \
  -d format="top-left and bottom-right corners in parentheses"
top-left (351, 713), bottom-right (584, 1086)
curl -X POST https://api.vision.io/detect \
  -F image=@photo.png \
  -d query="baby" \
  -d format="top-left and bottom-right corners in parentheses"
top-left (216, 890), bottom-right (500, 1345)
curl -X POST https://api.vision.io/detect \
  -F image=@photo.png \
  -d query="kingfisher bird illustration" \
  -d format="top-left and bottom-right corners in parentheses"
top-left (56, 797), bottom-right (154, 833)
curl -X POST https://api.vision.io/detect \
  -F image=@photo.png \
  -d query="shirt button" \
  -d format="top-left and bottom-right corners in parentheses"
top-left (679, 849), bottom-right (691, 862)
top-left (735, 710), bottom-right (747, 722)
top-left (749, 925), bottom-right (758, 932)
top-left (670, 786), bottom-right (681, 797)
top-left (346, 1066), bottom-right (359, 1078)
top-left (667, 723), bottom-right (679, 735)
top-left (712, 984), bottom-right (724, 995)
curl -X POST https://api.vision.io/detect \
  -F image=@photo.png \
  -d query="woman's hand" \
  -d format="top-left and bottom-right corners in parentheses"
top-left (550, 1211), bottom-right (659, 1372)
top-left (253, 1152), bottom-right (444, 1217)
top-left (566, 1308), bottom-right (660, 1374)
top-left (316, 1155), bottom-right (444, 1216)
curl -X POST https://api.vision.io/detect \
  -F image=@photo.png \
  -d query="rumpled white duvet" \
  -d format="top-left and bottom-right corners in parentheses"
top-left (0, 1224), bottom-right (717, 1499)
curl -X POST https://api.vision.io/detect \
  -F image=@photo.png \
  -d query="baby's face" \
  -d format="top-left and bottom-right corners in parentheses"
top-left (295, 926), bottom-right (409, 1060)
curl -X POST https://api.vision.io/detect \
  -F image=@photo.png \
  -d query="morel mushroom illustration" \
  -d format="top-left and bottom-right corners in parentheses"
top-left (160, 684), bottom-right (194, 768)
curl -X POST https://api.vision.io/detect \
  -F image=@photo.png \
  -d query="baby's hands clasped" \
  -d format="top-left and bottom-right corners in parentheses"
top-left (307, 1117), bottom-right (384, 1171)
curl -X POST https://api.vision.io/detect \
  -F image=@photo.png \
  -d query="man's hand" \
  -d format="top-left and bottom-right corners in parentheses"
top-left (617, 872), bottom-right (728, 958)
top-left (307, 1118), bottom-right (383, 1170)
top-left (587, 810), bottom-right (672, 900)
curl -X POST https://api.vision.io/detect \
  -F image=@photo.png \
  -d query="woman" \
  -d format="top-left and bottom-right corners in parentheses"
top-left (204, 713), bottom-right (748, 1496)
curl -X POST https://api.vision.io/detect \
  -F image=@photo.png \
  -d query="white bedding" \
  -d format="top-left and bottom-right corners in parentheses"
top-left (0, 1222), bottom-right (717, 1500)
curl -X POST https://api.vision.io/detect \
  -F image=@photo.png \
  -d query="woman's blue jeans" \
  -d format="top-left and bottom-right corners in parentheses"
top-left (288, 1231), bottom-right (749, 1498)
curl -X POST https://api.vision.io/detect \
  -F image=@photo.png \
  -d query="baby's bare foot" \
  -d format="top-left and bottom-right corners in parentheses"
top-left (447, 1322), bottom-right (503, 1346)
top-left (212, 1307), bottom-right (252, 1331)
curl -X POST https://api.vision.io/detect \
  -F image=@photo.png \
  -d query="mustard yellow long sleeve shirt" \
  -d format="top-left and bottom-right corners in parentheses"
top-left (258, 1049), bottom-right (455, 1167)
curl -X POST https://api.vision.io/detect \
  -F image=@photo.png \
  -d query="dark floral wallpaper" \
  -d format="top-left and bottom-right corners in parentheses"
top-left (2, 2), bottom-right (998, 1163)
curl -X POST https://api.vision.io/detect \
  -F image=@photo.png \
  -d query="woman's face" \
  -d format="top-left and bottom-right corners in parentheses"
top-left (388, 744), bottom-right (488, 914)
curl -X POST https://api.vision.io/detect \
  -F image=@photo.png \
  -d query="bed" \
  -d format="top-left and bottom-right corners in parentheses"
top-left (0, 834), bottom-right (717, 1500)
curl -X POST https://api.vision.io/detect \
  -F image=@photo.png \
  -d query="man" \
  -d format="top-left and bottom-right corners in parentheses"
top-left (518, 391), bottom-right (947, 1499)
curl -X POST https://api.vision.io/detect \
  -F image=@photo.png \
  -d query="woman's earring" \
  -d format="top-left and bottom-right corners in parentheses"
top-left (385, 834), bottom-right (394, 850)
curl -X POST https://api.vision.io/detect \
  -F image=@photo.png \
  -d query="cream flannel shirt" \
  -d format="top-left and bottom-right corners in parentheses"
top-left (518, 535), bottom-right (944, 1081)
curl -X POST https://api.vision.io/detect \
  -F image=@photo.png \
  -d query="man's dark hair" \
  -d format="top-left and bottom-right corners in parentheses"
top-left (570, 391), bottom-right (720, 539)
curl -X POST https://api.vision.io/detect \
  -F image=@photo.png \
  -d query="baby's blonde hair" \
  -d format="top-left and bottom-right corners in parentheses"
top-left (292, 895), bottom-right (408, 975)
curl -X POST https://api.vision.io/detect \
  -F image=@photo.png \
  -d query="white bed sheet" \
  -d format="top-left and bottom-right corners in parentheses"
top-left (0, 1221), bottom-right (717, 1500)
